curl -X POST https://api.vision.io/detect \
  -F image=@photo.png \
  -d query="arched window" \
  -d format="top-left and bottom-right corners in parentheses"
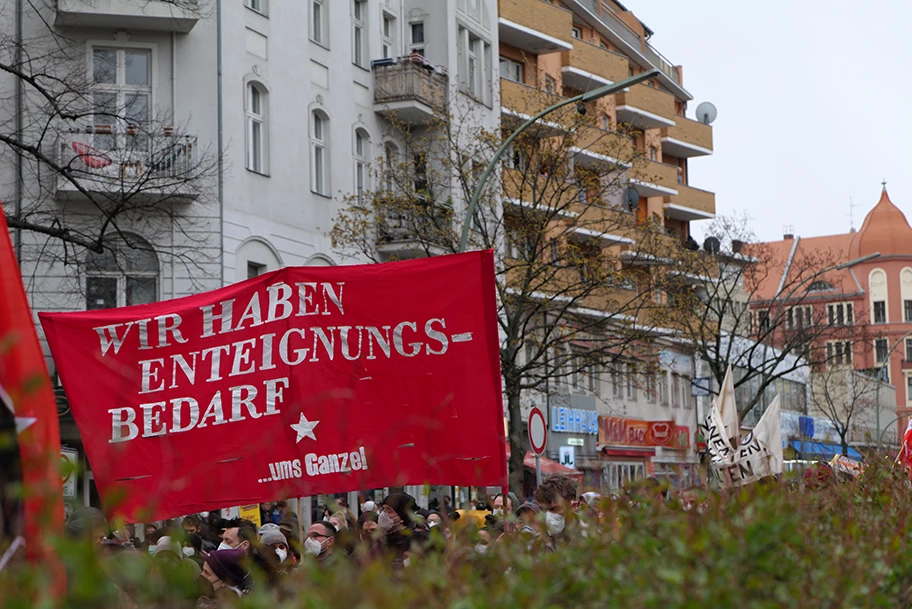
top-left (85, 234), bottom-right (159, 309)
top-left (311, 110), bottom-right (329, 196)
top-left (354, 128), bottom-right (370, 204)
top-left (600, 113), bottom-right (611, 130)
top-left (246, 82), bottom-right (268, 173)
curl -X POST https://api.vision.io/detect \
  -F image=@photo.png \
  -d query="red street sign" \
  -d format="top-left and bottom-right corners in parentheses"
top-left (529, 407), bottom-right (547, 456)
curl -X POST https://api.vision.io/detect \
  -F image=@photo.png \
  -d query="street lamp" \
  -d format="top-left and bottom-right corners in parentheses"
top-left (875, 328), bottom-right (912, 447)
top-left (458, 69), bottom-right (661, 253)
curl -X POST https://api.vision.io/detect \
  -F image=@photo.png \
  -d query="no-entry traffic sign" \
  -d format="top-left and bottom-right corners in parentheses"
top-left (529, 407), bottom-right (547, 456)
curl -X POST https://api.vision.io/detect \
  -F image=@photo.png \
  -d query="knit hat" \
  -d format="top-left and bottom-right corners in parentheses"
top-left (258, 523), bottom-right (280, 536)
top-left (154, 535), bottom-right (182, 557)
top-left (204, 548), bottom-right (249, 588)
top-left (516, 501), bottom-right (541, 516)
top-left (382, 492), bottom-right (417, 526)
top-left (260, 528), bottom-right (287, 548)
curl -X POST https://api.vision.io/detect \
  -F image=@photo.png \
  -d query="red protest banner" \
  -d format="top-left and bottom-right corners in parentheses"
top-left (0, 207), bottom-right (64, 576)
top-left (40, 251), bottom-right (506, 521)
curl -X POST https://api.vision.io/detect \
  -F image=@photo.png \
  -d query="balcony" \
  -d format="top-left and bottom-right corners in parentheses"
top-left (498, 0), bottom-right (574, 54)
top-left (664, 184), bottom-right (715, 221)
top-left (572, 127), bottom-right (635, 168)
top-left (376, 200), bottom-right (453, 259)
top-left (500, 78), bottom-right (570, 135)
top-left (56, 129), bottom-right (199, 202)
top-left (373, 58), bottom-right (448, 124)
top-left (661, 117), bottom-right (713, 158)
top-left (55, 0), bottom-right (199, 33)
top-left (615, 84), bottom-right (677, 129)
top-left (629, 159), bottom-right (678, 198)
top-left (560, 41), bottom-right (628, 92)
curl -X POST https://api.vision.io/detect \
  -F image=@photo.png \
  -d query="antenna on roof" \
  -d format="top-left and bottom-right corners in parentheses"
top-left (848, 197), bottom-right (860, 232)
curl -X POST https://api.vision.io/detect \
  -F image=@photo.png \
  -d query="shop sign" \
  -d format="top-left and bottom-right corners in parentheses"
top-left (551, 407), bottom-right (598, 435)
top-left (559, 446), bottom-right (576, 468)
top-left (598, 417), bottom-right (676, 447)
top-left (673, 426), bottom-right (690, 450)
top-left (566, 438), bottom-right (584, 447)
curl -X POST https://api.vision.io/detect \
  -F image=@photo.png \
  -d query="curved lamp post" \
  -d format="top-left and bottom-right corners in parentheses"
top-left (458, 69), bottom-right (661, 253)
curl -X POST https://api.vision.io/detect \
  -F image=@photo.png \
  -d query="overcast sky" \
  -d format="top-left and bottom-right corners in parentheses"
top-left (631, 0), bottom-right (911, 243)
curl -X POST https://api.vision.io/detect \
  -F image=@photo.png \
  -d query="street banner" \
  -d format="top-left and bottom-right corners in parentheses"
top-left (830, 454), bottom-right (865, 478)
top-left (598, 417), bottom-right (677, 448)
top-left (0, 209), bottom-right (65, 572)
top-left (717, 365), bottom-right (740, 443)
top-left (40, 251), bottom-right (506, 521)
top-left (897, 418), bottom-right (912, 471)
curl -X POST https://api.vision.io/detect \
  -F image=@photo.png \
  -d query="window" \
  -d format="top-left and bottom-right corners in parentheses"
top-left (648, 146), bottom-right (657, 161)
top-left (352, 0), bottom-right (367, 68)
top-left (571, 26), bottom-right (582, 39)
top-left (504, 143), bottom-right (527, 172)
top-left (905, 299), bottom-right (912, 322)
top-left (645, 375), bottom-right (656, 403)
top-left (311, 0), bottom-right (327, 46)
top-left (657, 372), bottom-right (668, 405)
top-left (682, 379), bottom-right (693, 409)
top-left (499, 57), bottom-right (523, 83)
top-left (907, 375), bottom-right (912, 403)
top-left (786, 306), bottom-right (812, 330)
top-left (757, 309), bottom-right (770, 333)
top-left (827, 302), bottom-right (854, 326)
top-left (245, 0), bottom-right (266, 15)
top-left (905, 338), bottom-right (912, 362)
top-left (247, 261), bottom-right (266, 279)
top-left (383, 142), bottom-right (399, 192)
top-left (544, 75), bottom-right (556, 94)
top-left (825, 341), bottom-right (852, 366)
top-left (310, 110), bottom-right (329, 196)
top-left (875, 338), bottom-right (889, 363)
top-left (246, 83), bottom-right (267, 173)
top-left (671, 374), bottom-right (681, 407)
top-left (91, 47), bottom-right (152, 154)
top-left (459, 27), bottom-right (491, 104)
top-left (874, 300), bottom-right (887, 323)
top-left (626, 364), bottom-right (636, 401)
top-left (587, 364), bottom-right (597, 393)
top-left (354, 129), bottom-right (370, 205)
top-left (409, 22), bottom-right (425, 55)
top-left (413, 152), bottom-right (430, 199)
top-left (381, 13), bottom-right (395, 59)
top-left (600, 113), bottom-right (611, 130)
top-left (85, 235), bottom-right (159, 310)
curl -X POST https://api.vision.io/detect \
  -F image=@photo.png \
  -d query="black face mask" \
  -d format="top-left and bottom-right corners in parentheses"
top-left (198, 577), bottom-right (216, 598)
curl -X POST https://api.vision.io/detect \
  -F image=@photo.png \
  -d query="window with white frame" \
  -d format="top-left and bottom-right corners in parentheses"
top-left (874, 300), bottom-right (887, 324)
top-left (310, 110), bottom-right (329, 196)
top-left (352, 0), bottom-right (367, 68)
top-left (587, 363), bottom-right (597, 394)
top-left (825, 340), bottom-right (852, 366)
top-left (611, 364), bottom-right (621, 398)
top-left (672, 373), bottom-right (681, 407)
top-left (354, 128), bottom-right (370, 204)
top-left (245, 0), bottom-right (267, 15)
top-left (245, 82), bottom-right (267, 174)
top-left (409, 22), bottom-right (425, 55)
top-left (906, 375), bottom-right (912, 403)
top-left (383, 142), bottom-right (399, 192)
top-left (645, 374), bottom-right (656, 403)
top-left (458, 26), bottom-right (491, 104)
top-left (544, 74), bottom-right (556, 94)
top-left (571, 26), bottom-right (582, 39)
top-left (381, 12), bottom-right (396, 59)
top-left (311, 0), bottom-right (328, 47)
top-left (85, 235), bottom-right (159, 310)
top-left (875, 338), bottom-right (889, 363)
top-left (757, 309), bottom-right (770, 333)
top-left (658, 371), bottom-right (668, 405)
top-left (625, 364), bottom-right (636, 401)
top-left (499, 56), bottom-right (523, 83)
top-left (247, 261), bottom-right (266, 279)
top-left (906, 337), bottom-right (912, 362)
top-left (91, 47), bottom-right (152, 154)
top-left (827, 302), bottom-right (854, 326)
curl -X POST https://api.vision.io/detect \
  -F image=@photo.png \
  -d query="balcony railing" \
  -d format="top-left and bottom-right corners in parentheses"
top-left (377, 200), bottom-right (453, 249)
top-left (373, 58), bottom-right (448, 112)
top-left (57, 129), bottom-right (198, 200)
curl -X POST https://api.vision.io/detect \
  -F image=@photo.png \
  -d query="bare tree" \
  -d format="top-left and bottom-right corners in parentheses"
top-left (665, 216), bottom-right (870, 422)
top-left (1, 1), bottom-right (220, 297)
top-left (810, 366), bottom-right (883, 457)
top-left (332, 81), bottom-right (678, 493)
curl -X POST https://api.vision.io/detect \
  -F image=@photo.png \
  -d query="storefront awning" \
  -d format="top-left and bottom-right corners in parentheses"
top-left (787, 440), bottom-right (862, 461)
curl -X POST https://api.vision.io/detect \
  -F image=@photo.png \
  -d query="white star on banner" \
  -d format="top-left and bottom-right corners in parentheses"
top-left (290, 412), bottom-right (320, 443)
top-left (0, 382), bottom-right (35, 435)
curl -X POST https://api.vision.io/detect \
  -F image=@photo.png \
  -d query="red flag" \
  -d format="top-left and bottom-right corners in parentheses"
top-left (898, 418), bottom-right (912, 471)
top-left (40, 251), bottom-right (507, 521)
top-left (0, 207), bottom-right (64, 563)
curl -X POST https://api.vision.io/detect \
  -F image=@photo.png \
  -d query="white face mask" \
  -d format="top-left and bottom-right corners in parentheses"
top-left (378, 510), bottom-right (397, 533)
top-left (428, 521), bottom-right (439, 528)
top-left (545, 511), bottom-right (565, 536)
top-left (181, 547), bottom-right (195, 557)
top-left (217, 541), bottom-right (234, 551)
top-left (474, 544), bottom-right (489, 555)
top-left (275, 548), bottom-right (288, 562)
top-left (493, 508), bottom-right (503, 516)
top-left (303, 537), bottom-right (323, 557)
top-left (199, 512), bottom-right (209, 519)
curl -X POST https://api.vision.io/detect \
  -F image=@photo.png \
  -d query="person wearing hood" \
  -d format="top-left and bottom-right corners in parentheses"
top-left (198, 548), bottom-right (250, 608)
top-left (374, 492), bottom-right (428, 569)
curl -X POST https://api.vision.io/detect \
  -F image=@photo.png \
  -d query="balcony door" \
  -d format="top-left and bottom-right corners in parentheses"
top-left (91, 47), bottom-right (152, 163)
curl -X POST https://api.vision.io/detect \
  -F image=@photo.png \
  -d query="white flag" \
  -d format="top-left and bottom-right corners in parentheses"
top-left (716, 364), bottom-right (740, 443)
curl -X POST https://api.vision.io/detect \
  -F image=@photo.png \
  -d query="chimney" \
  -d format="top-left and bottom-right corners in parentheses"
top-left (783, 225), bottom-right (795, 240)
top-left (731, 239), bottom-right (745, 254)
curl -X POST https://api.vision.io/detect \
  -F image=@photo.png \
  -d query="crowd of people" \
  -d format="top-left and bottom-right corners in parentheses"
top-left (63, 474), bottom-right (708, 607)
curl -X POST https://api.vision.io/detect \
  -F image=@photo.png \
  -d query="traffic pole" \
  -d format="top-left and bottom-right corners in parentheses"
top-left (535, 454), bottom-right (542, 486)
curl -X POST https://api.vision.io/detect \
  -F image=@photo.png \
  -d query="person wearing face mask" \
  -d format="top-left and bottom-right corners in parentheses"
top-left (259, 527), bottom-right (295, 573)
top-left (303, 521), bottom-right (337, 564)
top-left (534, 474), bottom-right (579, 548)
top-left (182, 533), bottom-right (205, 568)
top-left (218, 519), bottom-right (255, 552)
top-left (373, 492), bottom-right (429, 569)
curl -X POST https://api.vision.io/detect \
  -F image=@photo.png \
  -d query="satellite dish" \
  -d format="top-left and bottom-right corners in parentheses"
top-left (703, 236), bottom-right (721, 254)
top-left (696, 101), bottom-right (718, 125)
top-left (624, 186), bottom-right (640, 211)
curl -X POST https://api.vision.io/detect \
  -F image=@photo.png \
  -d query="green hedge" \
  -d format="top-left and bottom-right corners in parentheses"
top-left (4, 458), bottom-right (912, 608)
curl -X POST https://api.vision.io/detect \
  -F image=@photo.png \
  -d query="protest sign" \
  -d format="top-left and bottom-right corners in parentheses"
top-left (40, 251), bottom-right (506, 521)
